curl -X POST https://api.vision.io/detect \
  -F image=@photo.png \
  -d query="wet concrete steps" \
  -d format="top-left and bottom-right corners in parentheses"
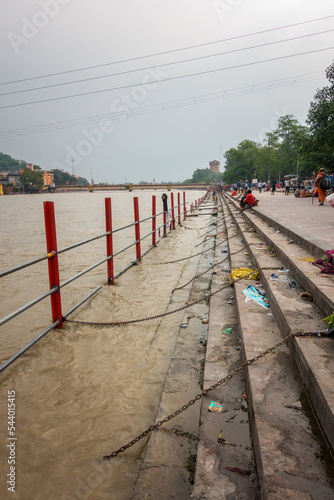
top-left (223, 203), bottom-right (334, 499)
top-left (133, 201), bottom-right (217, 499)
top-left (192, 220), bottom-right (258, 499)
top-left (225, 195), bottom-right (334, 317)
top-left (222, 195), bottom-right (334, 453)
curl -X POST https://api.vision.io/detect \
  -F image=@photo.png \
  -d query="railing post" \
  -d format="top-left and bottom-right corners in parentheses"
top-left (43, 201), bottom-right (62, 328)
top-left (152, 195), bottom-right (156, 246)
top-left (105, 197), bottom-right (114, 285)
top-left (177, 192), bottom-right (181, 225)
top-left (183, 191), bottom-right (186, 220)
top-left (163, 211), bottom-right (167, 236)
top-left (171, 192), bottom-right (175, 230)
top-left (133, 197), bottom-right (141, 259)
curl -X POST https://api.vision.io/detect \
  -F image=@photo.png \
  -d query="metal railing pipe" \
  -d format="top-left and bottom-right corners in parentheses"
top-left (112, 221), bottom-right (136, 233)
top-left (112, 240), bottom-right (137, 259)
top-left (60, 257), bottom-right (111, 288)
top-left (0, 285), bottom-right (103, 374)
top-left (0, 320), bottom-right (60, 373)
top-left (0, 252), bottom-right (55, 279)
top-left (58, 232), bottom-right (110, 255)
top-left (0, 286), bottom-right (58, 327)
top-left (63, 285), bottom-right (102, 319)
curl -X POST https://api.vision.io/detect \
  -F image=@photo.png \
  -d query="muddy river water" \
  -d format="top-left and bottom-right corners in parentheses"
top-left (0, 189), bottom-right (206, 499)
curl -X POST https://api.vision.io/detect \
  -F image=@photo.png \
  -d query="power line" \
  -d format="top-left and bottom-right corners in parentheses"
top-left (0, 14), bottom-right (333, 87)
top-left (0, 28), bottom-right (332, 97)
top-left (0, 46), bottom-right (332, 110)
top-left (0, 71), bottom-right (324, 139)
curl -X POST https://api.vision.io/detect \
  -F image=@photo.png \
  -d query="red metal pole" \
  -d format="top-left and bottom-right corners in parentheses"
top-left (43, 201), bottom-right (62, 328)
top-left (105, 197), bottom-right (114, 285)
top-left (177, 192), bottom-right (181, 225)
top-left (163, 211), bottom-right (167, 236)
top-left (183, 191), bottom-right (186, 220)
top-left (134, 197), bottom-right (141, 259)
top-left (171, 193), bottom-right (175, 230)
top-left (152, 195), bottom-right (156, 246)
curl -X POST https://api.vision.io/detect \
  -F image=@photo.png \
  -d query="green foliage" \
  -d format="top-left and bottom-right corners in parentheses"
top-left (19, 168), bottom-right (44, 192)
top-left (51, 169), bottom-right (88, 186)
top-left (322, 312), bottom-right (334, 333)
top-left (305, 62), bottom-right (334, 170)
top-left (0, 152), bottom-right (26, 172)
top-left (184, 168), bottom-right (224, 184)
top-left (78, 176), bottom-right (89, 186)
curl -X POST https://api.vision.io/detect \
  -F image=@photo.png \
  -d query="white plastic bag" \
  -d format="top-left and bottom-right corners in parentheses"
top-left (326, 192), bottom-right (334, 208)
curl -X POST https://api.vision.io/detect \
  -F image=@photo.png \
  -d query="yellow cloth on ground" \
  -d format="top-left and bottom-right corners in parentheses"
top-left (230, 267), bottom-right (259, 284)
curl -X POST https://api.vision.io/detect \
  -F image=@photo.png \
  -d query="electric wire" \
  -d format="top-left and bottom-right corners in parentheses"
top-left (0, 28), bottom-right (332, 97)
top-left (1, 14), bottom-right (333, 87)
top-left (1, 46), bottom-right (333, 110)
top-left (0, 70), bottom-right (325, 139)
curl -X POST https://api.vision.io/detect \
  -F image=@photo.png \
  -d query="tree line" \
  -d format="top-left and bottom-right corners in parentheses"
top-left (186, 61), bottom-right (334, 185)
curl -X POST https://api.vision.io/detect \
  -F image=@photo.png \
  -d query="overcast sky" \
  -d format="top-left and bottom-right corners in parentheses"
top-left (0, 0), bottom-right (334, 184)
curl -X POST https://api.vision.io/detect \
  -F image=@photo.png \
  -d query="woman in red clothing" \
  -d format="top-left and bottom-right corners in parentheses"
top-left (315, 167), bottom-right (327, 206)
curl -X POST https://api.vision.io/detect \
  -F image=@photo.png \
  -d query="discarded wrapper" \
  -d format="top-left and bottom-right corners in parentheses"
top-left (208, 401), bottom-right (223, 412)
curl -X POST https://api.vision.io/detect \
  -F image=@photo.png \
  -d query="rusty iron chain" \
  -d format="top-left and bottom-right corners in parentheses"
top-left (102, 329), bottom-right (325, 460)
top-left (66, 266), bottom-right (284, 327)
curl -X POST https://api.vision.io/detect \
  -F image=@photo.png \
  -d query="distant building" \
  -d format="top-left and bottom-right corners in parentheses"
top-left (41, 170), bottom-right (54, 187)
top-left (209, 160), bottom-right (220, 173)
top-left (26, 163), bottom-right (34, 171)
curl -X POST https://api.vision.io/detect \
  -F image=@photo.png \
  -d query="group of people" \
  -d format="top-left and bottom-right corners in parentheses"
top-left (229, 168), bottom-right (334, 208)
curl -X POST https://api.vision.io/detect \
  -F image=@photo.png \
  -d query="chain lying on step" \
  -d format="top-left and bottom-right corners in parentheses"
top-left (66, 268), bottom-right (283, 327)
top-left (103, 328), bottom-right (325, 460)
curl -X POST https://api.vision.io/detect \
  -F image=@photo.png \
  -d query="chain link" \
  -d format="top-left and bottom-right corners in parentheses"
top-left (103, 329), bottom-right (326, 459)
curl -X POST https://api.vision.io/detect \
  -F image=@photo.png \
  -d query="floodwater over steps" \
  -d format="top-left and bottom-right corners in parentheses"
top-left (0, 189), bottom-right (206, 499)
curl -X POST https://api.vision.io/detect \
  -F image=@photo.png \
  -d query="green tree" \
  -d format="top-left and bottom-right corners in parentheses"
top-left (223, 140), bottom-right (259, 184)
top-left (0, 152), bottom-right (25, 172)
top-left (20, 168), bottom-right (44, 192)
top-left (305, 62), bottom-right (334, 170)
top-left (184, 168), bottom-right (224, 184)
top-left (52, 169), bottom-right (78, 185)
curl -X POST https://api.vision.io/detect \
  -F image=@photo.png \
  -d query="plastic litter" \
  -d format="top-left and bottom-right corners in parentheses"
top-left (230, 267), bottom-right (259, 284)
top-left (218, 432), bottom-right (237, 446)
top-left (224, 467), bottom-right (251, 476)
top-left (289, 279), bottom-right (300, 289)
top-left (222, 328), bottom-right (232, 334)
top-left (243, 285), bottom-right (269, 308)
top-left (208, 401), bottom-right (223, 412)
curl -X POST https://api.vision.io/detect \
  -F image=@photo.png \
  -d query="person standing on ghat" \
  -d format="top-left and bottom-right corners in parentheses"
top-left (315, 167), bottom-right (328, 206)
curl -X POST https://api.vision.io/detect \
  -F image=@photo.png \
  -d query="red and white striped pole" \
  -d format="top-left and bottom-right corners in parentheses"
top-left (105, 197), bottom-right (114, 285)
top-left (43, 201), bottom-right (62, 328)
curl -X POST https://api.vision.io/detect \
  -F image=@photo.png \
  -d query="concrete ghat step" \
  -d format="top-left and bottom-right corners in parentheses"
top-left (225, 209), bottom-right (334, 499)
top-left (133, 204), bottom-right (217, 499)
top-left (192, 227), bottom-right (258, 499)
top-left (224, 197), bottom-right (334, 452)
top-left (225, 195), bottom-right (334, 317)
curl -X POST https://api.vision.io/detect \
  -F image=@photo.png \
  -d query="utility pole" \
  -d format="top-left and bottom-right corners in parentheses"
top-left (71, 157), bottom-right (74, 177)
